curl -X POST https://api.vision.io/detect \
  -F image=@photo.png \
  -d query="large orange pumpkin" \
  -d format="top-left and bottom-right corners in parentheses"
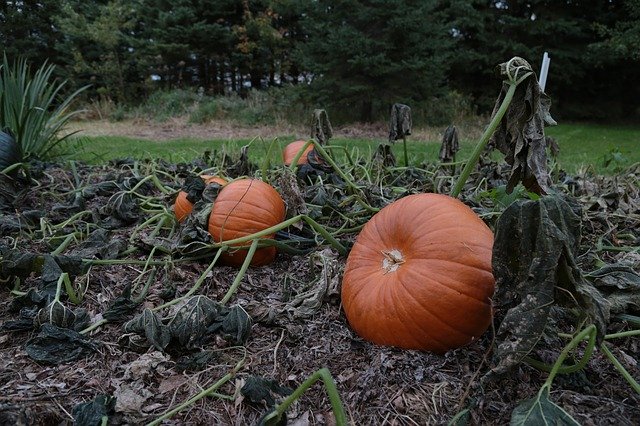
top-left (341, 193), bottom-right (494, 353)
top-left (208, 179), bottom-right (286, 267)
top-left (174, 175), bottom-right (227, 222)
top-left (283, 140), bottom-right (313, 166)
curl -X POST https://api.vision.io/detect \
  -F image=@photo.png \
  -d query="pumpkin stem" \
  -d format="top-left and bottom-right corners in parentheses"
top-left (381, 249), bottom-right (405, 274)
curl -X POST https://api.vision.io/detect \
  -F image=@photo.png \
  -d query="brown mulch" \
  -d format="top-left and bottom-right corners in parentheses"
top-left (1, 159), bottom-right (639, 425)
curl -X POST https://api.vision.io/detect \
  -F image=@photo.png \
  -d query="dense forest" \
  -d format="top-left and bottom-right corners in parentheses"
top-left (1, 0), bottom-right (639, 122)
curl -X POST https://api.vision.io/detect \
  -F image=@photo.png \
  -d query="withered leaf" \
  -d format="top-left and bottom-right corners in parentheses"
top-left (169, 295), bottom-right (222, 349)
top-left (25, 323), bottom-right (98, 364)
top-left (103, 284), bottom-right (140, 323)
top-left (388, 103), bottom-right (412, 143)
top-left (72, 394), bottom-right (116, 426)
top-left (241, 376), bottom-right (293, 407)
top-left (488, 194), bottom-right (609, 378)
top-left (489, 57), bottom-right (556, 195)
top-left (123, 308), bottom-right (171, 352)
top-left (182, 174), bottom-right (206, 204)
top-left (586, 265), bottom-right (640, 314)
top-left (439, 125), bottom-right (460, 163)
top-left (311, 109), bottom-right (333, 145)
top-left (220, 305), bottom-right (252, 345)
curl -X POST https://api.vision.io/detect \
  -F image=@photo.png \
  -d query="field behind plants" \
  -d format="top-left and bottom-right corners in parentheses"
top-left (1, 114), bottom-right (639, 425)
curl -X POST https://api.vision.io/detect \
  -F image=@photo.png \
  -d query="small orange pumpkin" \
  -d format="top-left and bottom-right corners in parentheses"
top-left (283, 140), bottom-right (313, 166)
top-left (341, 193), bottom-right (494, 353)
top-left (174, 175), bottom-right (227, 222)
top-left (208, 179), bottom-right (286, 267)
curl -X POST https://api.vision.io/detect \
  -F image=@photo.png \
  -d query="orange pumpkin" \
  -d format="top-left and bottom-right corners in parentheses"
top-left (174, 175), bottom-right (227, 222)
top-left (283, 140), bottom-right (313, 166)
top-left (208, 179), bottom-right (286, 267)
top-left (341, 193), bottom-right (494, 353)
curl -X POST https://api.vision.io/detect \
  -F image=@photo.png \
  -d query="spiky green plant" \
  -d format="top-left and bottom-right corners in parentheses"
top-left (0, 55), bottom-right (88, 161)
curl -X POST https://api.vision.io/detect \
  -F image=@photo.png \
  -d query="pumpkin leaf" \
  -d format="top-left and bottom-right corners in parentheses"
top-left (34, 300), bottom-right (77, 329)
top-left (182, 174), bottom-right (206, 204)
top-left (311, 108), bottom-right (333, 145)
top-left (219, 305), bottom-right (253, 345)
top-left (123, 308), bottom-right (171, 352)
top-left (488, 194), bottom-right (609, 378)
top-left (586, 265), bottom-right (640, 314)
top-left (168, 295), bottom-right (222, 349)
top-left (439, 125), bottom-right (460, 163)
top-left (388, 103), bottom-right (412, 143)
top-left (286, 248), bottom-right (341, 319)
top-left (101, 191), bottom-right (140, 227)
top-left (72, 394), bottom-right (116, 426)
top-left (69, 228), bottom-right (124, 260)
top-left (489, 57), bottom-right (556, 195)
top-left (102, 284), bottom-right (140, 323)
top-left (241, 375), bottom-right (293, 407)
top-left (25, 323), bottom-right (98, 364)
top-left (174, 350), bottom-right (217, 372)
top-left (510, 385), bottom-right (579, 426)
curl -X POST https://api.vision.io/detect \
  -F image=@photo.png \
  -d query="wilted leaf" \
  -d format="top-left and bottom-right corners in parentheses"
top-left (488, 194), bottom-right (609, 378)
top-left (439, 125), bottom-right (460, 163)
top-left (388, 103), bottom-right (412, 143)
top-left (34, 300), bottom-right (76, 329)
top-left (275, 168), bottom-right (308, 216)
top-left (174, 350), bottom-right (217, 372)
top-left (69, 228), bottom-right (124, 260)
top-left (101, 191), bottom-right (139, 226)
top-left (123, 308), bottom-right (171, 352)
top-left (586, 265), bottom-right (640, 314)
top-left (169, 295), bottom-right (222, 349)
top-left (72, 394), bottom-right (116, 426)
top-left (25, 323), bottom-right (98, 364)
top-left (182, 174), bottom-right (206, 204)
top-left (103, 284), bottom-right (140, 322)
top-left (219, 305), bottom-right (253, 345)
top-left (489, 57), bottom-right (556, 195)
top-left (311, 109), bottom-right (333, 145)
top-left (241, 376), bottom-right (293, 407)
top-left (510, 385), bottom-right (579, 426)
top-left (286, 249), bottom-right (341, 319)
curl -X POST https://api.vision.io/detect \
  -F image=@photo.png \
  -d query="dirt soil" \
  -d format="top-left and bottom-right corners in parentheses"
top-left (64, 117), bottom-right (484, 142)
top-left (1, 146), bottom-right (639, 425)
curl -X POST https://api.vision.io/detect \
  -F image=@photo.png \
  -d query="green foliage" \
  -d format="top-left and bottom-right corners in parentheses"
top-left (137, 89), bottom-right (200, 121)
top-left (300, 0), bottom-right (453, 122)
top-left (0, 56), bottom-right (88, 161)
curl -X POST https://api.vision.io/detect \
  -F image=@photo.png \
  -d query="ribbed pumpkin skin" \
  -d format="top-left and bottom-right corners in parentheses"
top-left (341, 193), bottom-right (494, 353)
top-left (283, 140), bottom-right (313, 166)
top-left (174, 175), bottom-right (227, 222)
top-left (208, 179), bottom-right (286, 267)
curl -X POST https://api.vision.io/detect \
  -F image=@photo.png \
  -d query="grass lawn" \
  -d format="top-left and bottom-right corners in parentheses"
top-left (71, 122), bottom-right (639, 174)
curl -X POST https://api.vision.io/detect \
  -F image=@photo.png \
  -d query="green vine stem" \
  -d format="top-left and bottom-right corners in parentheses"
top-left (451, 59), bottom-right (532, 198)
top-left (261, 367), bottom-right (347, 426)
top-left (146, 350), bottom-right (246, 426)
top-left (604, 329), bottom-right (640, 340)
top-left (209, 214), bottom-right (347, 256)
top-left (600, 343), bottom-right (640, 394)
top-left (524, 325), bottom-right (597, 374)
top-left (402, 136), bottom-right (409, 167)
top-left (220, 239), bottom-right (258, 305)
top-left (544, 325), bottom-right (597, 387)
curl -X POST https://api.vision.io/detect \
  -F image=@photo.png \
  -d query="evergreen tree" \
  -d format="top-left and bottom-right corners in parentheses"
top-left (300, 0), bottom-right (453, 122)
top-left (0, 1), bottom-right (64, 68)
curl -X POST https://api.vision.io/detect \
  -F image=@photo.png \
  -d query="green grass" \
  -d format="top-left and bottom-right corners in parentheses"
top-left (69, 122), bottom-right (639, 175)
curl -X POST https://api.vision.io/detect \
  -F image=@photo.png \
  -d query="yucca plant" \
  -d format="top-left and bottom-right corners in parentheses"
top-left (0, 54), bottom-right (88, 162)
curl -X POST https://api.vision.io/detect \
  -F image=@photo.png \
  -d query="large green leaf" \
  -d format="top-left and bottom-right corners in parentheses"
top-left (511, 385), bottom-right (580, 426)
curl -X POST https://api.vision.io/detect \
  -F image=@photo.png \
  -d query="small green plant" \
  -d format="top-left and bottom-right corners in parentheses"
top-left (0, 55), bottom-right (88, 161)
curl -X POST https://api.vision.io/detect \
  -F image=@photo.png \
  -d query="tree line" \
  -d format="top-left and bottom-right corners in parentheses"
top-left (1, 0), bottom-right (638, 123)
